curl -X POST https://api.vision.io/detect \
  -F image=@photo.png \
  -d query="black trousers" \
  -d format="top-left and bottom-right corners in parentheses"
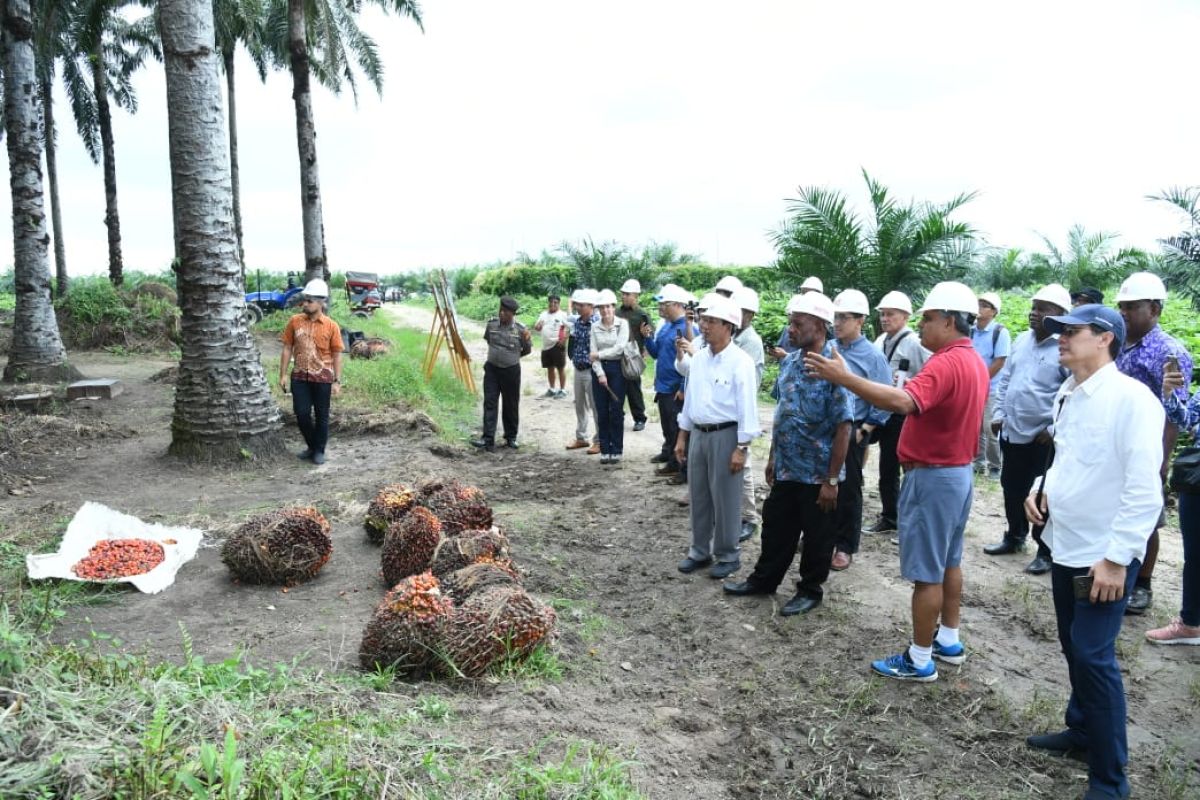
top-left (656, 391), bottom-right (682, 468)
top-left (291, 378), bottom-right (332, 454)
top-left (626, 374), bottom-right (647, 423)
top-left (877, 413), bottom-right (905, 527)
top-left (1000, 437), bottom-right (1053, 559)
top-left (834, 432), bottom-right (869, 554)
top-left (748, 481), bottom-right (835, 599)
top-left (482, 362), bottom-right (520, 444)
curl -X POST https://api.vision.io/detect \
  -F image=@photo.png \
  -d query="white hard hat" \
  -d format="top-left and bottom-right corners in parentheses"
top-left (701, 295), bottom-right (742, 328)
top-left (595, 288), bottom-right (617, 306)
top-left (1116, 271), bottom-right (1167, 303)
top-left (1031, 283), bottom-right (1072, 313)
top-left (979, 291), bottom-right (1003, 312)
top-left (875, 290), bottom-right (913, 315)
top-left (800, 276), bottom-right (824, 293)
top-left (732, 286), bottom-right (759, 313)
top-left (654, 283), bottom-right (690, 304)
top-left (833, 289), bottom-right (870, 316)
top-left (697, 292), bottom-right (724, 311)
top-left (571, 288), bottom-right (599, 305)
top-left (619, 279), bottom-right (642, 294)
top-left (715, 275), bottom-right (743, 294)
top-left (918, 281), bottom-right (978, 315)
top-left (302, 278), bottom-right (329, 298)
top-left (786, 292), bottom-right (835, 324)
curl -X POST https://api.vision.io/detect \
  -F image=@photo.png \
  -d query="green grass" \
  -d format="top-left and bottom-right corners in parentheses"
top-left (0, 291), bottom-right (13, 311)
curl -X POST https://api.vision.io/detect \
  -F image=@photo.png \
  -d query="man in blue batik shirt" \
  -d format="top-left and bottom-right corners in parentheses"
top-left (724, 292), bottom-right (852, 616)
top-left (829, 290), bottom-right (893, 572)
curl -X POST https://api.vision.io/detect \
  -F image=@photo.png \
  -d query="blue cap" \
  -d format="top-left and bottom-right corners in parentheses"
top-left (1043, 303), bottom-right (1125, 348)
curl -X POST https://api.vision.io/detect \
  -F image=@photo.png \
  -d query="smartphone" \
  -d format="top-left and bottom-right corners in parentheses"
top-left (1166, 355), bottom-right (1180, 373)
top-left (1072, 574), bottom-right (1093, 602)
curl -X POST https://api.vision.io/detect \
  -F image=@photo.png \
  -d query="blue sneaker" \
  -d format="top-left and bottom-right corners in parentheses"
top-left (932, 638), bottom-right (966, 665)
top-left (871, 651), bottom-right (938, 682)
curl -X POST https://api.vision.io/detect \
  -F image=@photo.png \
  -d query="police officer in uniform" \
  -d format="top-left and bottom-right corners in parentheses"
top-left (472, 296), bottom-right (532, 452)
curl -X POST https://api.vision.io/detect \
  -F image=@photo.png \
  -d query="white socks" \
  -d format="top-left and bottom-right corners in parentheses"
top-left (908, 642), bottom-right (933, 668)
top-left (935, 625), bottom-right (960, 648)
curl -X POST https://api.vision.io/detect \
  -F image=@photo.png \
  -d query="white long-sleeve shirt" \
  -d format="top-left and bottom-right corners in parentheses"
top-left (1042, 363), bottom-right (1164, 568)
top-left (589, 317), bottom-right (630, 378)
top-left (677, 343), bottom-right (761, 445)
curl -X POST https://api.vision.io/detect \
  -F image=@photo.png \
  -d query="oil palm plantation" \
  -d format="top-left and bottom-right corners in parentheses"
top-left (771, 169), bottom-right (979, 303)
top-left (1026, 225), bottom-right (1151, 292)
top-left (264, 0), bottom-right (422, 283)
top-left (3, 0), bottom-right (77, 382)
top-left (32, 0), bottom-right (73, 297)
top-left (70, 0), bottom-right (160, 286)
top-left (159, 0), bottom-right (283, 459)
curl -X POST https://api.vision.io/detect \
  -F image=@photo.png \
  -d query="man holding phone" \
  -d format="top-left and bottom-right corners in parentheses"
top-left (1023, 304), bottom-right (1164, 800)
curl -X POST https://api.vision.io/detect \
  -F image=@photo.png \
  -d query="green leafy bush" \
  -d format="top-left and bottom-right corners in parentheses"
top-left (55, 276), bottom-right (180, 351)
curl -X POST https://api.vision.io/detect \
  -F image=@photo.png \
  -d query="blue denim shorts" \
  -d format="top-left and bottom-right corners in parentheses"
top-left (898, 465), bottom-right (973, 583)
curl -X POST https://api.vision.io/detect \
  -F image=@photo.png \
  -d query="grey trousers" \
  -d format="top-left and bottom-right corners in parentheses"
top-left (741, 452), bottom-right (760, 526)
top-left (976, 392), bottom-right (1001, 471)
top-left (687, 426), bottom-right (742, 564)
top-left (573, 367), bottom-right (598, 443)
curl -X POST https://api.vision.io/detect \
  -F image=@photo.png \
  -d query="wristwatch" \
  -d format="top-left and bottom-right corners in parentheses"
top-left (825, 476), bottom-right (839, 486)
top-left (737, 445), bottom-right (750, 454)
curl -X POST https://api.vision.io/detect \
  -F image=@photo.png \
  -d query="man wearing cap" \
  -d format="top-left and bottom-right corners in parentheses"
top-left (724, 292), bottom-right (851, 612)
top-left (732, 286), bottom-right (766, 541)
top-left (984, 284), bottom-right (1072, 574)
top-left (1023, 304), bottom-right (1163, 800)
top-left (472, 296), bottom-right (532, 452)
top-left (617, 279), bottom-right (651, 431)
top-left (279, 278), bottom-right (344, 465)
top-left (806, 281), bottom-right (989, 681)
top-left (565, 290), bottom-right (603, 455)
top-left (534, 294), bottom-right (570, 398)
top-left (641, 284), bottom-right (695, 477)
top-left (829, 290), bottom-right (893, 571)
top-left (868, 290), bottom-right (930, 534)
top-left (1071, 287), bottom-right (1104, 308)
top-left (675, 295), bottom-right (761, 579)
top-left (971, 292), bottom-right (1011, 478)
top-left (1114, 271), bottom-right (1194, 614)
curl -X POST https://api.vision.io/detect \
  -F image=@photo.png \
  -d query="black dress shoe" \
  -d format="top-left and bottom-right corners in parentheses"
top-left (655, 463), bottom-right (680, 476)
top-left (723, 580), bottom-right (772, 596)
top-left (1024, 555), bottom-right (1052, 575)
top-left (677, 556), bottom-right (713, 574)
top-left (1026, 731), bottom-right (1088, 763)
top-left (650, 454), bottom-right (670, 464)
top-left (503, 440), bottom-right (519, 449)
top-left (866, 519), bottom-right (896, 534)
top-left (470, 439), bottom-right (495, 452)
top-left (709, 560), bottom-right (740, 579)
top-left (667, 473), bottom-right (687, 485)
top-left (1125, 585), bottom-right (1152, 615)
top-left (633, 420), bottom-right (646, 431)
top-left (311, 451), bottom-right (326, 465)
top-left (297, 448), bottom-right (314, 460)
top-left (781, 594), bottom-right (822, 616)
top-left (738, 522), bottom-right (758, 543)
top-left (984, 538), bottom-right (1026, 556)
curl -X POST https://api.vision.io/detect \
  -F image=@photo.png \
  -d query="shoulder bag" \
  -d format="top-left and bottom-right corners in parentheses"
top-left (621, 341), bottom-right (646, 380)
top-left (1170, 444), bottom-right (1200, 494)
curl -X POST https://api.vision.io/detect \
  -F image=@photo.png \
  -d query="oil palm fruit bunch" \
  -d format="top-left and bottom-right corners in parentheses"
top-left (381, 507), bottom-right (443, 587)
top-left (429, 528), bottom-right (514, 577)
top-left (439, 562), bottom-right (522, 605)
top-left (222, 506), bottom-right (332, 585)
top-left (440, 586), bottom-right (556, 677)
top-left (419, 484), bottom-right (493, 535)
top-left (359, 571), bottom-right (453, 674)
top-left (364, 483), bottom-right (417, 544)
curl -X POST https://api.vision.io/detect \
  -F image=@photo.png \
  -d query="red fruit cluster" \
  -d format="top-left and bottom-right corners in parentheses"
top-left (72, 539), bottom-right (165, 580)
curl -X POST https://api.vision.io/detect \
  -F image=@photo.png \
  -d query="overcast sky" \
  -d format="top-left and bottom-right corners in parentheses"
top-left (4, 0), bottom-right (1198, 277)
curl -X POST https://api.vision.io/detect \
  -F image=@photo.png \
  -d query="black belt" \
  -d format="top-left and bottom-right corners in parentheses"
top-left (693, 421), bottom-right (736, 433)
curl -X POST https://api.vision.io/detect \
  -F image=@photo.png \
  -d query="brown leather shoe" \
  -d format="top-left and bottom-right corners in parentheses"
top-left (565, 439), bottom-right (589, 450)
top-left (830, 551), bottom-right (852, 571)
top-left (587, 443), bottom-right (601, 455)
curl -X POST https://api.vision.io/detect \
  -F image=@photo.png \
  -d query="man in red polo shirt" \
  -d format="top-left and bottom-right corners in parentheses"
top-left (806, 281), bottom-right (989, 682)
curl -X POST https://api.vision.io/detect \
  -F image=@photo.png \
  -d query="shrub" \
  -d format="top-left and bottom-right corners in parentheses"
top-left (55, 276), bottom-right (180, 351)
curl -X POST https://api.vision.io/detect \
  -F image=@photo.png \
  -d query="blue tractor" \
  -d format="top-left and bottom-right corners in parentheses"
top-left (244, 271), bottom-right (304, 326)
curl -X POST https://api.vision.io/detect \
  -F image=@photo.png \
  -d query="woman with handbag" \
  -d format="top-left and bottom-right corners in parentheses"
top-left (1147, 360), bottom-right (1200, 645)
top-left (590, 289), bottom-right (631, 465)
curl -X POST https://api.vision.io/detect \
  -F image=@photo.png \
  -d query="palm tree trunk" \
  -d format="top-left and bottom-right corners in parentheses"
top-left (2, 0), bottom-right (77, 382)
top-left (41, 74), bottom-right (68, 298)
top-left (92, 50), bottom-right (123, 287)
top-left (159, 0), bottom-right (283, 460)
top-left (224, 48), bottom-right (245, 286)
top-left (288, 0), bottom-right (329, 284)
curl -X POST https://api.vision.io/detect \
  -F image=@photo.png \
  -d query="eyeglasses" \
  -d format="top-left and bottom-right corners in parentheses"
top-left (1060, 324), bottom-right (1102, 338)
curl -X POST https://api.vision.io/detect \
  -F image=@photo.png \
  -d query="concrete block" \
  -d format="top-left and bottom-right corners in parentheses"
top-left (67, 379), bottom-right (124, 401)
top-left (8, 391), bottom-right (53, 412)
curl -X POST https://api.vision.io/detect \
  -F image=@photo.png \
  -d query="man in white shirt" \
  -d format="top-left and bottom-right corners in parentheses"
top-left (534, 294), bottom-right (571, 397)
top-left (674, 295), bottom-right (761, 580)
top-left (1024, 304), bottom-right (1163, 800)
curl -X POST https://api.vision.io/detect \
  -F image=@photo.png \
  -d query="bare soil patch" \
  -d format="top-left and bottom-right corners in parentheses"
top-left (2, 315), bottom-right (1197, 798)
